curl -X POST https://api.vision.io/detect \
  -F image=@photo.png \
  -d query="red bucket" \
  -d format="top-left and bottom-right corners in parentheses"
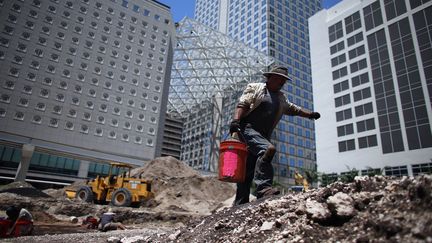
top-left (13, 220), bottom-right (33, 237)
top-left (0, 219), bottom-right (12, 237)
top-left (218, 138), bottom-right (248, 183)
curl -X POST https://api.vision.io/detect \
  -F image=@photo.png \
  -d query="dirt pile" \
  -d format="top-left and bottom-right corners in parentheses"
top-left (0, 156), bottom-right (235, 229)
top-left (0, 181), bottom-right (51, 198)
top-left (133, 156), bottom-right (235, 215)
top-left (2, 174), bottom-right (432, 242)
top-left (147, 175), bottom-right (432, 242)
top-left (131, 156), bottom-right (200, 179)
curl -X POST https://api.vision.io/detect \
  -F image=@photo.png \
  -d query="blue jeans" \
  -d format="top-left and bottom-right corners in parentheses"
top-left (234, 126), bottom-right (274, 205)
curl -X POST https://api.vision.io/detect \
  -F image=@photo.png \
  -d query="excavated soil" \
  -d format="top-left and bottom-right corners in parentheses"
top-left (1, 157), bottom-right (431, 242)
top-left (131, 156), bottom-right (236, 215)
top-left (0, 156), bottom-right (235, 237)
top-left (0, 181), bottom-right (50, 198)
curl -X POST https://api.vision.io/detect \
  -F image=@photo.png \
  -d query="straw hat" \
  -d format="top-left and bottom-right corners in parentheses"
top-left (263, 66), bottom-right (291, 80)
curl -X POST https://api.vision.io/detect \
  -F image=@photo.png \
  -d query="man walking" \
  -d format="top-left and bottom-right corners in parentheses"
top-left (229, 66), bottom-right (320, 205)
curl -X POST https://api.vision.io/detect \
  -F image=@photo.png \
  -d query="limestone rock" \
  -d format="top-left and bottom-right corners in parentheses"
top-left (305, 199), bottom-right (331, 222)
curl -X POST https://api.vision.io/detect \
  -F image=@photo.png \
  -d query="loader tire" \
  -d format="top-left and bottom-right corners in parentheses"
top-left (111, 188), bottom-right (132, 207)
top-left (76, 186), bottom-right (94, 203)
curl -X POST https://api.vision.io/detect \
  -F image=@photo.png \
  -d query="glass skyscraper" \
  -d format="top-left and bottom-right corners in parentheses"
top-left (195, 0), bottom-right (322, 185)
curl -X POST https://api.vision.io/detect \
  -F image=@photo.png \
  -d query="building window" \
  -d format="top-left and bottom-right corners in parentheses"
top-left (31, 115), bottom-right (42, 124)
top-left (384, 165), bottom-right (408, 177)
top-left (335, 94), bottom-right (351, 107)
top-left (332, 66), bottom-right (347, 80)
top-left (360, 168), bottom-right (382, 176)
top-left (71, 97), bottom-right (80, 106)
top-left (3, 81), bottom-right (15, 90)
top-left (354, 102), bottom-right (373, 117)
top-left (328, 21), bottom-right (343, 43)
top-left (345, 11), bottom-right (361, 34)
top-left (48, 118), bottom-right (58, 127)
top-left (333, 80), bottom-right (349, 94)
top-left (14, 111), bottom-right (25, 121)
top-left (358, 135), bottom-right (378, 149)
top-left (347, 32), bottom-right (364, 47)
top-left (389, 17), bottom-right (432, 150)
top-left (353, 87), bottom-right (371, 102)
top-left (384, 0), bottom-right (407, 21)
top-left (337, 123), bottom-right (354, 137)
top-left (351, 72), bottom-right (369, 87)
top-left (348, 45), bottom-right (365, 59)
top-left (331, 53), bottom-right (346, 67)
top-left (338, 139), bottom-right (355, 152)
top-left (412, 162), bottom-right (432, 176)
top-left (350, 58), bottom-right (367, 73)
top-left (357, 118), bottom-right (375, 133)
top-left (363, 1), bottom-right (383, 31)
top-left (336, 108), bottom-right (352, 122)
top-left (94, 111), bottom-right (106, 122)
top-left (34, 102), bottom-right (45, 112)
top-left (0, 94), bottom-right (11, 104)
top-left (367, 28), bottom-right (404, 154)
top-left (39, 89), bottom-right (49, 98)
top-left (52, 105), bottom-right (62, 114)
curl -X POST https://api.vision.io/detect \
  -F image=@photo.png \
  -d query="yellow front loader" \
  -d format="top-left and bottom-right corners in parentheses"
top-left (66, 162), bottom-right (154, 207)
top-left (293, 171), bottom-right (309, 192)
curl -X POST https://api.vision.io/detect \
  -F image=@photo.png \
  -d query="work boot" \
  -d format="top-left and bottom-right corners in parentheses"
top-left (256, 187), bottom-right (280, 199)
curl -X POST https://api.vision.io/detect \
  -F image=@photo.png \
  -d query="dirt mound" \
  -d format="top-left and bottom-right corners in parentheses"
top-left (152, 175), bottom-right (235, 215)
top-left (131, 156), bottom-right (199, 179)
top-left (42, 188), bottom-right (65, 198)
top-left (148, 175), bottom-right (432, 242)
top-left (0, 181), bottom-right (51, 198)
top-left (32, 211), bottom-right (60, 223)
top-left (130, 156), bottom-right (235, 215)
top-left (42, 180), bottom-right (88, 198)
top-left (0, 181), bottom-right (34, 190)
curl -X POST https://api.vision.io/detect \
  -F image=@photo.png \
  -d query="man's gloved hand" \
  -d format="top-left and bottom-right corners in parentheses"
top-left (229, 119), bottom-right (241, 134)
top-left (309, 112), bottom-right (321, 120)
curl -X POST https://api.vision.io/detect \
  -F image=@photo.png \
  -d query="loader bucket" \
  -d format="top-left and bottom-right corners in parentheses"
top-left (65, 189), bottom-right (76, 199)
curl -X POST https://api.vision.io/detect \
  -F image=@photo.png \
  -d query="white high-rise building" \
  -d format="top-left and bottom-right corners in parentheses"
top-left (0, 0), bottom-right (175, 183)
top-left (310, 0), bottom-right (432, 176)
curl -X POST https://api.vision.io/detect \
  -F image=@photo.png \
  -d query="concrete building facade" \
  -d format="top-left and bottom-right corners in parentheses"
top-left (0, 0), bottom-right (175, 184)
top-left (310, 0), bottom-right (432, 176)
top-left (161, 113), bottom-right (183, 159)
top-left (194, 0), bottom-right (322, 186)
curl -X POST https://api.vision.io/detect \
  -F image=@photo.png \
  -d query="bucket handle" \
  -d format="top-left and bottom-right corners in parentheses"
top-left (223, 131), bottom-right (246, 143)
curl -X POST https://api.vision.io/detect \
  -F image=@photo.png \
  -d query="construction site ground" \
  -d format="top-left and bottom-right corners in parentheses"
top-left (0, 156), bottom-right (236, 241)
top-left (0, 156), bottom-right (431, 242)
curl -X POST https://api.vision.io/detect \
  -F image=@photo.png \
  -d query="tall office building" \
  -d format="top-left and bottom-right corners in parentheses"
top-left (310, 0), bottom-right (432, 176)
top-left (195, 0), bottom-right (322, 185)
top-left (0, 0), bottom-right (175, 184)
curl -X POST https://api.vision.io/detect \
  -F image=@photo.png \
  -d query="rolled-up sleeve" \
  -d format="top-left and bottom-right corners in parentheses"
top-left (283, 99), bottom-right (302, 115)
top-left (238, 84), bottom-right (256, 108)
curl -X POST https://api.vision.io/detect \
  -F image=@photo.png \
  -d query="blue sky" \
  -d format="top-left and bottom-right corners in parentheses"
top-left (158, 0), bottom-right (343, 23)
top-left (158, 0), bottom-right (196, 22)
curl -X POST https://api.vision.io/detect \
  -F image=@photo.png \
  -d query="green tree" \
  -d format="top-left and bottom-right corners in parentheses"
top-left (339, 166), bottom-right (359, 183)
top-left (320, 173), bottom-right (338, 187)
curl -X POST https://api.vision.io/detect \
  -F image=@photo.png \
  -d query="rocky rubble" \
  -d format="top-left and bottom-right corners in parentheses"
top-left (146, 175), bottom-right (432, 243)
top-left (2, 163), bottom-right (432, 242)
